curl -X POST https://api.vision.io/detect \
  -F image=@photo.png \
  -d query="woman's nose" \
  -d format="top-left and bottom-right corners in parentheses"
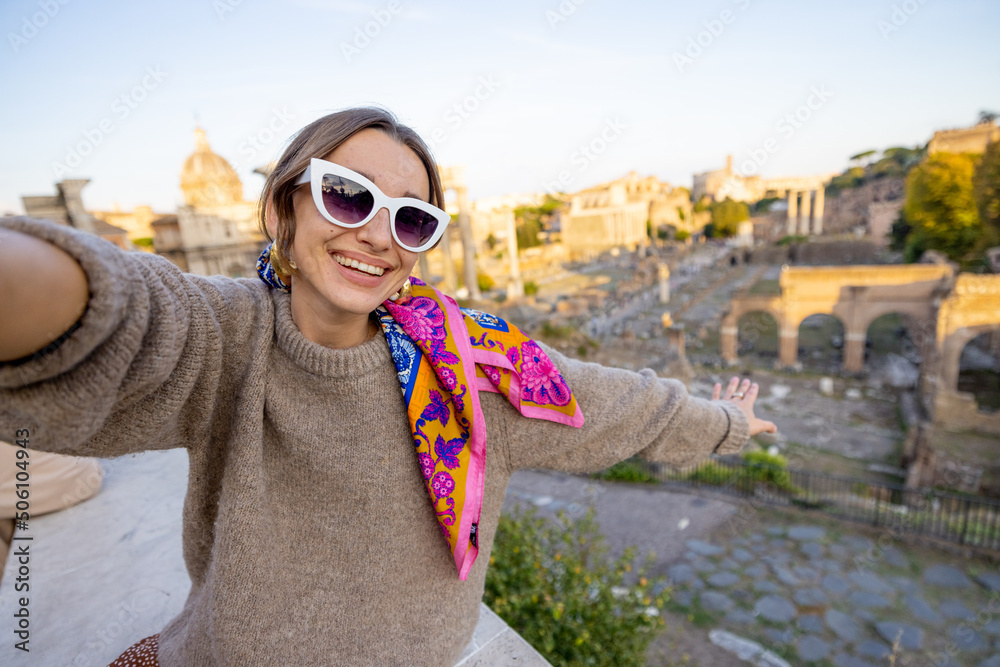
top-left (357, 207), bottom-right (392, 250)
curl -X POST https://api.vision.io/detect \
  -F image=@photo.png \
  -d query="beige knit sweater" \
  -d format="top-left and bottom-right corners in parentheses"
top-left (0, 217), bottom-right (750, 666)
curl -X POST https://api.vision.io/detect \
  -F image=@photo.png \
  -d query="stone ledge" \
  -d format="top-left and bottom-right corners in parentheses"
top-left (0, 449), bottom-right (548, 666)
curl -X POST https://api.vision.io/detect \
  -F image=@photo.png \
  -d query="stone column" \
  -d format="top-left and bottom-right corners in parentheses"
top-left (786, 190), bottom-right (798, 235)
top-left (779, 327), bottom-right (799, 368)
top-left (58, 179), bottom-right (98, 233)
top-left (455, 186), bottom-right (480, 300)
top-left (813, 187), bottom-right (825, 235)
top-left (799, 190), bottom-right (813, 236)
top-left (504, 211), bottom-right (523, 299)
top-left (439, 229), bottom-right (457, 293)
top-left (720, 324), bottom-right (738, 365)
top-left (667, 325), bottom-right (687, 364)
top-left (844, 331), bottom-right (866, 373)
top-left (658, 263), bottom-right (671, 304)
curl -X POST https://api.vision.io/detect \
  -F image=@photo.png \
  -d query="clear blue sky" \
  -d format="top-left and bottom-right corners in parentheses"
top-left (1, 0), bottom-right (998, 214)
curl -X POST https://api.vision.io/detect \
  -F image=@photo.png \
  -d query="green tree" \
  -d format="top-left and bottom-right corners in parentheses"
top-left (973, 140), bottom-right (1000, 253)
top-left (513, 195), bottom-right (563, 251)
top-left (708, 197), bottom-right (749, 237)
top-left (515, 217), bottom-right (543, 249)
top-left (849, 149), bottom-right (878, 167)
top-left (902, 152), bottom-right (981, 263)
top-left (753, 196), bottom-right (779, 214)
top-left (827, 166), bottom-right (866, 193)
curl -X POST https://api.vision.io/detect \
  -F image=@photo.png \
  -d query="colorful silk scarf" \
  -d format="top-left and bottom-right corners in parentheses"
top-left (256, 245), bottom-right (584, 579)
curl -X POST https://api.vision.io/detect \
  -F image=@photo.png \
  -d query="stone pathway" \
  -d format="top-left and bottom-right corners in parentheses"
top-left (504, 470), bottom-right (1000, 667)
top-left (665, 524), bottom-right (1000, 666)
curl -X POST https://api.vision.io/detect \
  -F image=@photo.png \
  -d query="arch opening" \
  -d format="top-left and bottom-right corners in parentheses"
top-left (864, 312), bottom-right (921, 388)
top-left (958, 331), bottom-right (1000, 413)
top-left (736, 311), bottom-right (779, 364)
top-left (797, 313), bottom-right (845, 373)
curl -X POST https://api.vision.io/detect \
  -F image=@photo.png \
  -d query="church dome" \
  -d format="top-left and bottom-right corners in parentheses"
top-left (180, 128), bottom-right (243, 207)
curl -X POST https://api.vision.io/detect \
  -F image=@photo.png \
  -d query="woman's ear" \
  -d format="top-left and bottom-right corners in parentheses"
top-left (265, 196), bottom-right (279, 239)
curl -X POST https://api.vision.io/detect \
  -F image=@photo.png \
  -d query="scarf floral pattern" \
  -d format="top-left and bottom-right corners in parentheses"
top-left (378, 279), bottom-right (583, 579)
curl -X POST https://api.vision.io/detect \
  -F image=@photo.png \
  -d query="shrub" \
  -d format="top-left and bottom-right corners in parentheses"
top-left (484, 508), bottom-right (667, 667)
top-left (477, 271), bottom-right (495, 292)
top-left (524, 280), bottom-right (539, 296)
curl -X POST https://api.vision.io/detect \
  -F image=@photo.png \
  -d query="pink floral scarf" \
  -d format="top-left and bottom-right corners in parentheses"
top-left (377, 279), bottom-right (584, 579)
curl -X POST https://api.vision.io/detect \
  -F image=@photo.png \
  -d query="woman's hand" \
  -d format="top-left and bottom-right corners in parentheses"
top-left (712, 376), bottom-right (777, 437)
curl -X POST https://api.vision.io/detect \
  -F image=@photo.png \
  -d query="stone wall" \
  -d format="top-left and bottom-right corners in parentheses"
top-left (793, 240), bottom-right (880, 265)
top-left (823, 178), bottom-right (905, 235)
top-left (928, 122), bottom-right (1000, 155)
top-left (745, 240), bottom-right (880, 266)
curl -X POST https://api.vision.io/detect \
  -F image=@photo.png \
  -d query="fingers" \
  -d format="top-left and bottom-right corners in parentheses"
top-left (723, 376), bottom-right (739, 400)
top-left (716, 377), bottom-right (765, 409)
top-left (751, 418), bottom-right (778, 435)
top-left (737, 378), bottom-right (751, 399)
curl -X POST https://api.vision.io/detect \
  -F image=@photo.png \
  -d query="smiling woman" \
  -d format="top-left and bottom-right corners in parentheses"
top-left (0, 106), bottom-right (773, 667)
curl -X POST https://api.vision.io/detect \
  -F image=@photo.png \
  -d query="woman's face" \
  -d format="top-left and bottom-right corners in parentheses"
top-left (285, 128), bottom-right (426, 324)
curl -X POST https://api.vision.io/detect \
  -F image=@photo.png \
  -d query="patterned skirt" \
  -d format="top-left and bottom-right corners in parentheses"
top-left (108, 634), bottom-right (159, 666)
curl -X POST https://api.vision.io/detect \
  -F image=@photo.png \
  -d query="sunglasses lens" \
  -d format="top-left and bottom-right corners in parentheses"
top-left (321, 173), bottom-right (373, 224)
top-left (395, 207), bottom-right (440, 250)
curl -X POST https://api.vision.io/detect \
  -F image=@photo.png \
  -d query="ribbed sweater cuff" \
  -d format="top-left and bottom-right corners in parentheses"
top-left (713, 400), bottom-right (751, 456)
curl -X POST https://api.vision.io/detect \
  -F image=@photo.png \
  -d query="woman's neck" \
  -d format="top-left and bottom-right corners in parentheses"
top-left (289, 291), bottom-right (375, 350)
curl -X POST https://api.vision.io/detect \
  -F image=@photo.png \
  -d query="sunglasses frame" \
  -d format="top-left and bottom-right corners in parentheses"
top-left (294, 157), bottom-right (450, 253)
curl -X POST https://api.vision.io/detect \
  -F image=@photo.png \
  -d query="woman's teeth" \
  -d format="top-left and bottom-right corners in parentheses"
top-left (333, 254), bottom-right (385, 276)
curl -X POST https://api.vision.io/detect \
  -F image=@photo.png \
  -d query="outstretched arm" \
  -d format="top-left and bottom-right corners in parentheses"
top-left (498, 343), bottom-right (774, 474)
top-left (0, 217), bottom-right (268, 459)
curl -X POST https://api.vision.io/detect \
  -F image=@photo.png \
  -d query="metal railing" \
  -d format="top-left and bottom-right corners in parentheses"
top-left (635, 456), bottom-right (1000, 551)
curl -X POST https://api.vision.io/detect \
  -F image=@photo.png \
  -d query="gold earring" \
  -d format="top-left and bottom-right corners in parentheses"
top-left (390, 278), bottom-right (412, 301)
top-left (270, 243), bottom-right (296, 276)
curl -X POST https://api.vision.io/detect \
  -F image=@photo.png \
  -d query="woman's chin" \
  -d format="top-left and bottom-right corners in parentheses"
top-left (292, 278), bottom-right (386, 319)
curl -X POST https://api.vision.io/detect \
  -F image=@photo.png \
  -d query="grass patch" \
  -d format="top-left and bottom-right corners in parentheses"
top-left (593, 457), bottom-right (658, 484)
top-left (747, 278), bottom-right (781, 296)
top-left (686, 451), bottom-right (800, 495)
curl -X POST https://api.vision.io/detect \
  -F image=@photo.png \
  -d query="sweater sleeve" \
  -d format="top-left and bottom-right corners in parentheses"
top-left (499, 342), bottom-right (750, 474)
top-left (0, 217), bottom-right (266, 458)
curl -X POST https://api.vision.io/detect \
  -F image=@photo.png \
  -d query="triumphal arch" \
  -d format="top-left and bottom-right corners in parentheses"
top-left (930, 275), bottom-right (1000, 433)
top-left (720, 266), bottom-right (1000, 432)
